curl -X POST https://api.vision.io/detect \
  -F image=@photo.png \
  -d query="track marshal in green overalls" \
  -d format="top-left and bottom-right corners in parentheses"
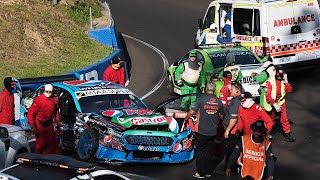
top-left (175, 50), bottom-right (206, 111)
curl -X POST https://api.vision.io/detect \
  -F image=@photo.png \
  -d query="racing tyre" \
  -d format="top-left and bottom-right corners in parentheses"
top-left (76, 129), bottom-right (98, 162)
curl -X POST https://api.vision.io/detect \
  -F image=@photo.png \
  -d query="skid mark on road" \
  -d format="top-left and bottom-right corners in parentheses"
top-left (122, 34), bottom-right (169, 100)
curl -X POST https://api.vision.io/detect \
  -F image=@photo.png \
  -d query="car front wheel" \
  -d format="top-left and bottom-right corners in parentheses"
top-left (76, 129), bottom-right (98, 162)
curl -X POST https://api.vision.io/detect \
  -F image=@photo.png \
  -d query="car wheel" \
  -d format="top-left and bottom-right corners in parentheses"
top-left (167, 75), bottom-right (177, 96)
top-left (76, 129), bottom-right (98, 162)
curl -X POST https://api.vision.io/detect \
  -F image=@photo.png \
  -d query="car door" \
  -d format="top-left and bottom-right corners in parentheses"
top-left (56, 88), bottom-right (78, 150)
top-left (196, 2), bottom-right (219, 46)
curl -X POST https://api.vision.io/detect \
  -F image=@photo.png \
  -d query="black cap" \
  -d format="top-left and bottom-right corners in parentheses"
top-left (250, 120), bottom-right (267, 133)
top-left (111, 57), bottom-right (123, 64)
top-left (241, 92), bottom-right (252, 99)
top-left (223, 70), bottom-right (232, 79)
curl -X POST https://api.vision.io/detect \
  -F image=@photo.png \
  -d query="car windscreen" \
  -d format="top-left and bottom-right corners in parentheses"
top-left (78, 94), bottom-right (147, 113)
top-left (208, 51), bottom-right (259, 68)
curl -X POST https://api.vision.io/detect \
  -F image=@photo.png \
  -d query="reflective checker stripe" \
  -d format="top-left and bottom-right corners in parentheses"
top-left (270, 39), bottom-right (320, 53)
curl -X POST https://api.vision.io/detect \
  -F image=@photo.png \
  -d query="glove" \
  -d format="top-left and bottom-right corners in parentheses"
top-left (251, 72), bottom-right (258, 77)
top-left (177, 80), bottom-right (184, 87)
top-left (31, 125), bottom-right (39, 136)
top-left (200, 85), bottom-right (205, 93)
top-left (283, 73), bottom-right (288, 83)
top-left (273, 103), bottom-right (281, 112)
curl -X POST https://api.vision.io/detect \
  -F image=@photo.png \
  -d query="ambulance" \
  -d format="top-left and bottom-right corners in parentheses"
top-left (195, 0), bottom-right (320, 71)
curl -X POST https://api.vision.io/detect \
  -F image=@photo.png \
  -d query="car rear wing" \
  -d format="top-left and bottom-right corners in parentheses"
top-left (16, 153), bottom-right (95, 172)
top-left (18, 73), bottom-right (80, 85)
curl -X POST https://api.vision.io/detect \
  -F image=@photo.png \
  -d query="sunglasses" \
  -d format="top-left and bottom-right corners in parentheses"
top-left (45, 91), bottom-right (52, 94)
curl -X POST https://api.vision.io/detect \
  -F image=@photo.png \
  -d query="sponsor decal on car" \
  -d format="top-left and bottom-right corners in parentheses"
top-left (102, 110), bottom-right (123, 118)
top-left (182, 137), bottom-right (193, 151)
top-left (76, 89), bottom-right (132, 98)
top-left (138, 145), bottom-right (160, 151)
top-left (114, 115), bottom-right (168, 128)
top-left (124, 109), bottom-right (153, 116)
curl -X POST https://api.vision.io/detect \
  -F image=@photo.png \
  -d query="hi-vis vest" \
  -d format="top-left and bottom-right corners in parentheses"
top-left (225, 19), bottom-right (231, 26)
top-left (224, 65), bottom-right (240, 82)
top-left (205, 32), bottom-right (219, 44)
top-left (263, 79), bottom-right (286, 112)
top-left (181, 62), bottom-right (202, 85)
top-left (237, 135), bottom-right (271, 180)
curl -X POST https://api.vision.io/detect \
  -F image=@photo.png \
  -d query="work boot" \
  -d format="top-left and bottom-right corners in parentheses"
top-left (284, 132), bottom-right (296, 142)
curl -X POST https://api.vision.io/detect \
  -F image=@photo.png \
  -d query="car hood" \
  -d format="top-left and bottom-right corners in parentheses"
top-left (100, 109), bottom-right (168, 129)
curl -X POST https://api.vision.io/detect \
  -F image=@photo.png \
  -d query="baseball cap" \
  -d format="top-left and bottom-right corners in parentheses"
top-left (250, 120), bottom-right (267, 132)
top-left (241, 92), bottom-right (253, 99)
top-left (243, 23), bottom-right (250, 29)
top-left (44, 84), bottom-right (53, 92)
top-left (189, 50), bottom-right (197, 57)
top-left (209, 24), bottom-right (218, 30)
top-left (111, 57), bottom-right (123, 64)
top-left (223, 70), bottom-right (232, 79)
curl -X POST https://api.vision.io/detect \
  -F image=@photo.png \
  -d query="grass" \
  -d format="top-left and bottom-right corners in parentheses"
top-left (0, 0), bottom-right (113, 88)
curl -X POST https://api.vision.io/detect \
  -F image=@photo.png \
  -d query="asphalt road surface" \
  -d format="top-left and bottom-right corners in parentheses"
top-left (93, 1), bottom-right (320, 179)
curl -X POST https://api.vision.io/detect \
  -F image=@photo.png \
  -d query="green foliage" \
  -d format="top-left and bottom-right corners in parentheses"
top-left (68, 1), bottom-right (103, 25)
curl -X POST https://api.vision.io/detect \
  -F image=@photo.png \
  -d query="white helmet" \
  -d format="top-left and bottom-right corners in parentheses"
top-left (243, 23), bottom-right (250, 29)
top-left (209, 24), bottom-right (218, 30)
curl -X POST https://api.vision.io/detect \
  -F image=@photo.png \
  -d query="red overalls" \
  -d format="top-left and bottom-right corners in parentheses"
top-left (103, 65), bottom-right (125, 86)
top-left (0, 88), bottom-right (15, 125)
top-left (27, 94), bottom-right (60, 154)
top-left (265, 80), bottom-right (292, 133)
top-left (237, 104), bottom-right (274, 134)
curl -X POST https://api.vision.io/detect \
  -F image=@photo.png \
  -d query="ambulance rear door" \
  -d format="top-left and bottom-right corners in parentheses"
top-left (267, 2), bottom-right (299, 65)
top-left (196, 1), bottom-right (220, 46)
top-left (232, 3), bottom-right (263, 56)
top-left (292, 0), bottom-right (320, 62)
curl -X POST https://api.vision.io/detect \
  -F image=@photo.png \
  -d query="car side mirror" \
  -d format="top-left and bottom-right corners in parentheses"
top-left (198, 19), bottom-right (203, 30)
top-left (0, 127), bottom-right (9, 139)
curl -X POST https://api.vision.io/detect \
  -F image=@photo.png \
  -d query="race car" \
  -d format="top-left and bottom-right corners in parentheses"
top-left (17, 75), bottom-right (194, 164)
top-left (167, 43), bottom-right (268, 97)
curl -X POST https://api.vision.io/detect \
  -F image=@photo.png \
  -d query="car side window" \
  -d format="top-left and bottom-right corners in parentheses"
top-left (203, 6), bottom-right (216, 30)
top-left (58, 89), bottom-right (77, 123)
top-left (233, 8), bottom-right (255, 36)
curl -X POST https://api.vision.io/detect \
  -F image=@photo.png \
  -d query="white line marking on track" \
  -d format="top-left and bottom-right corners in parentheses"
top-left (122, 34), bottom-right (169, 100)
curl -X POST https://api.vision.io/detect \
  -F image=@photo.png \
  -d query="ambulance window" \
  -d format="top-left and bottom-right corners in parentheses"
top-left (233, 8), bottom-right (253, 35)
top-left (203, 6), bottom-right (216, 29)
top-left (253, 9), bottom-right (260, 36)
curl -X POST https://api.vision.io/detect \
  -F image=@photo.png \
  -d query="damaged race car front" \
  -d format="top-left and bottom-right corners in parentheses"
top-left (74, 108), bottom-right (194, 164)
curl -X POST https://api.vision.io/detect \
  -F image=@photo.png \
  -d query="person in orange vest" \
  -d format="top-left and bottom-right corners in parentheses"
top-left (0, 77), bottom-right (18, 125)
top-left (226, 120), bottom-right (275, 180)
top-left (263, 65), bottom-right (295, 142)
top-left (237, 92), bottom-right (274, 135)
